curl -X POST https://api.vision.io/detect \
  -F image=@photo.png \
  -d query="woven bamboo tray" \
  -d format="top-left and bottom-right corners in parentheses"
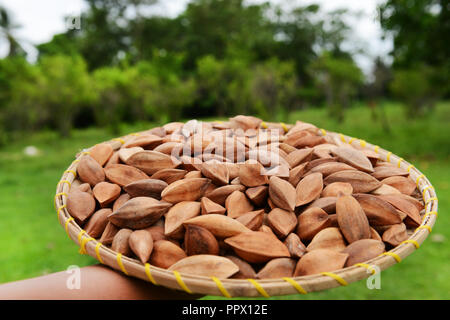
top-left (54, 123), bottom-right (438, 298)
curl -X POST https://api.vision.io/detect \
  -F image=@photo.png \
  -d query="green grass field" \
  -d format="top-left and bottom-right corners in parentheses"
top-left (0, 101), bottom-right (449, 299)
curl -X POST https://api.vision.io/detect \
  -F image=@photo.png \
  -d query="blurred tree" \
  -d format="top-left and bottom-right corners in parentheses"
top-left (379, 0), bottom-right (449, 98)
top-left (0, 6), bottom-right (26, 57)
top-left (309, 52), bottom-right (364, 122)
top-left (390, 64), bottom-right (440, 117)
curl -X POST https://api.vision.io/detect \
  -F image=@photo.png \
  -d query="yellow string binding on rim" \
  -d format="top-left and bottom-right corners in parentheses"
top-left (247, 279), bottom-right (270, 298)
top-left (397, 158), bottom-right (404, 168)
top-left (416, 225), bottom-right (432, 233)
top-left (279, 122), bottom-right (289, 133)
top-left (421, 186), bottom-right (434, 197)
top-left (406, 164), bottom-right (415, 172)
top-left (353, 263), bottom-right (376, 275)
top-left (54, 192), bottom-right (67, 209)
top-left (260, 121), bottom-right (268, 129)
top-left (64, 217), bottom-right (74, 236)
top-left (77, 230), bottom-right (86, 245)
top-left (386, 152), bottom-right (392, 162)
top-left (339, 134), bottom-right (346, 143)
top-left (95, 242), bottom-right (104, 264)
top-left (320, 272), bottom-right (348, 286)
top-left (415, 174), bottom-right (425, 186)
top-left (381, 252), bottom-right (402, 263)
top-left (401, 239), bottom-right (420, 249)
top-left (116, 253), bottom-right (128, 275)
top-left (57, 180), bottom-right (72, 189)
top-left (425, 197), bottom-right (438, 205)
top-left (79, 237), bottom-right (95, 255)
top-left (359, 139), bottom-right (367, 147)
top-left (374, 145), bottom-right (380, 153)
top-left (348, 137), bottom-right (356, 144)
top-left (173, 271), bottom-right (192, 294)
top-left (112, 138), bottom-right (125, 145)
top-left (145, 263), bottom-right (157, 285)
top-left (282, 277), bottom-right (307, 294)
top-left (211, 276), bottom-right (231, 298)
top-left (320, 128), bottom-right (327, 136)
top-left (64, 170), bottom-right (77, 178)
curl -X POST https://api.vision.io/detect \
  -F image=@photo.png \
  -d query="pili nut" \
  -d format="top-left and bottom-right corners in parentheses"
top-left (164, 201), bottom-right (201, 239)
top-left (104, 164), bottom-right (150, 187)
top-left (229, 115), bottom-right (262, 130)
top-left (328, 214), bottom-right (339, 228)
top-left (330, 146), bottom-right (374, 173)
top-left (321, 182), bottom-right (353, 198)
top-left (378, 194), bottom-right (421, 227)
top-left (124, 179), bottom-right (168, 199)
top-left (238, 160), bottom-right (269, 187)
top-left (77, 155), bottom-right (106, 186)
top-left (112, 193), bottom-right (131, 212)
top-left (245, 186), bottom-right (268, 207)
top-left (118, 147), bottom-right (144, 163)
top-left (285, 148), bottom-right (313, 168)
top-left (295, 172), bottom-right (323, 206)
top-left (84, 208), bottom-right (112, 238)
top-left (269, 176), bottom-right (296, 211)
top-left (396, 193), bottom-right (425, 212)
top-left (288, 162), bottom-right (308, 187)
top-left (305, 157), bottom-right (337, 171)
top-left (199, 196), bottom-right (226, 215)
top-left (108, 197), bottom-right (172, 229)
top-left (225, 255), bottom-right (257, 279)
top-left (105, 152), bottom-right (120, 167)
top-left (184, 170), bottom-right (202, 179)
top-left (204, 185), bottom-right (245, 206)
top-left (201, 161), bottom-right (229, 185)
top-left (149, 240), bottom-right (187, 269)
top-left (99, 221), bottom-right (120, 245)
top-left (184, 225), bottom-right (219, 256)
top-left (342, 239), bottom-right (385, 266)
top-left (283, 233), bottom-right (307, 259)
top-left (236, 210), bottom-right (265, 231)
top-left (306, 227), bottom-right (347, 252)
top-left (168, 255), bottom-right (239, 279)
top-left (150, 169), bottom-right (187, 184)
top-left (293, 249), bottom-right (349, 276)
top-left (257, 258), bottom-right (296, 279)
top-left (353, 194), bottom-right (402, 226)
top-left (180, 156), bottom-right (203, 172)
top-left (111, 228), bottom-right (133, 256)
top-left (89, 143), bottom-right (114, 166)
top-left (382, 223), bottom-right (408, 247)
top-left (381, 176), bottom-right (417, 195)
top-left (145, 225), bottom-right (177, 245)
top-left (152, 141), bottom-right (181, 155)
top-left (183, 214), bottom-right (251, 238)
top-left (278, 143), bottom-right (297, 154)
top-left (370, 227), bottom-right (382, 241)
top-left (163, 122), bottom-right (184, 134)
top-left (67, 190), bottom-right (96, 224)
top-left (225, 191), bottom-right (254, 219)
top-left (306, 197), bottom-right (337, 214)
top-left (93, 182), bottom-right (121, 206)
top-left (73, 182), bottom-right (92, 194)
top-left (161, 178), bottom-right (211, 203)
top-left (371, 166), bottom-right (409, 180)
top-left (123, 134), bottom-right (163, 149)
top-left (371, 184), bottom-right (401, 195)
top-left (224, 163), bottom-right (240, 180)
top-left (129, 229), bottom-right (154, 263)
top-left (336, 195), bottom-right (371, 243)
top-left (224, 231), bottom-right (290, 263)
top-left (259, 225), bottom-right (276, 236)
top-left (307, 162), bottom-right (357, 177)
top-left (324, 171), bottom-right (381, 193)
top-left (267, 208), bottom-right (297, 238)
top-left (230, 177), bottom-right (241, 185)
top-left (126, 150), bottom-right (180, 175)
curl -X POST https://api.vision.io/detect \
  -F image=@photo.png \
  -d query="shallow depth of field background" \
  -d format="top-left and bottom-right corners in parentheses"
top-left (0, 0), bottom-right (449, 299)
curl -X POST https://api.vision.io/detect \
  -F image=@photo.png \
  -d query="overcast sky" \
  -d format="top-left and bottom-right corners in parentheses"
top-left (0, 0), bottom-right (392, 74)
